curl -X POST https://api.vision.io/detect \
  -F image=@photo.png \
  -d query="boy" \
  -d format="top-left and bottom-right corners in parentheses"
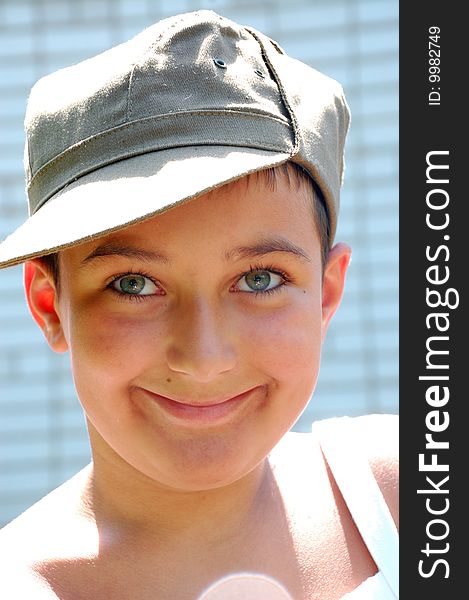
top-left (0, 10), bottom-right (398, 599)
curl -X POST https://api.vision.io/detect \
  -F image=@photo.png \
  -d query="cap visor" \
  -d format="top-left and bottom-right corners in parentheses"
top-left (0, 146), bottom-right (290, 268)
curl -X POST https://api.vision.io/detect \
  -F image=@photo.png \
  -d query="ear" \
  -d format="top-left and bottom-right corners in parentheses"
top-left (321, 242), bottom-right (351, 341)
top-left (24, 259), bottom-right (68, 353)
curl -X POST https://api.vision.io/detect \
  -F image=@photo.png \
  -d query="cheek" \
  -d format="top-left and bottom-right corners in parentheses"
top-left (66, 308), bottom-right (166, 397)
top-left (239, 293), bottom-right (323, 387)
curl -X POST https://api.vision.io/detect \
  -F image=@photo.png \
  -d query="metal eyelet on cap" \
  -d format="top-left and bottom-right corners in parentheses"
top-left (213, 58), bottom-right (227, 68)
top-left (254, 69), bottom-right (265, 78)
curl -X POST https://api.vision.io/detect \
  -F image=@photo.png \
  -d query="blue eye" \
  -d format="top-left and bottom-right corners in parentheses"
top-left (237, 269), bottom-right (285, 293)
top-left (112, 274), bottom-right (158, 296)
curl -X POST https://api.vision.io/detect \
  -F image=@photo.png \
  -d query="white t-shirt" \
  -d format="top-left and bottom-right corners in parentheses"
top-left (313, 416), bottom-right (399, 599)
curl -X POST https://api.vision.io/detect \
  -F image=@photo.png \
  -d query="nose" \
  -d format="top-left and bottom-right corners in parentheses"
top-left (166, 296), bottom-right (237, 382)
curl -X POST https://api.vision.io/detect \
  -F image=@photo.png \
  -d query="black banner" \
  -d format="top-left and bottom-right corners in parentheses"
top-left (400, 2), bottom-right (464, 596)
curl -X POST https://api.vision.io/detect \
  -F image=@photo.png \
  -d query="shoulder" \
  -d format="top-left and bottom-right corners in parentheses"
top-left (0, 465), bottom-right (94, 596)
top-left (350, 414), bottom-right (399, 530)
top-left (0, 464), bottom-right (92, 540)
top-left (0, 521), bottom-right (56, 598)
top-left (0, 559), bottom-right (57, 599)
top-left (310, 413), bottom-right (399, 531)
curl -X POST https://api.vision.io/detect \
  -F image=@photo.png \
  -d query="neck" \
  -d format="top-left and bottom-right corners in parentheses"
top-left (79, 433), bottom-right (275, 549)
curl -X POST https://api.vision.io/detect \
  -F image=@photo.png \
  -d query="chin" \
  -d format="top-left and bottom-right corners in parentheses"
top-left (125, 429), bottom-right (266, 492)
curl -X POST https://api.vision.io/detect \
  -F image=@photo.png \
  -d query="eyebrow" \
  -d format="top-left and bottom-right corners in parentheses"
top-left (80, 241), bottom-right (170, 266)
top-left (224, 236), bottom-right (311, 263)
top-left (80, 235), bottom-right (311, 267)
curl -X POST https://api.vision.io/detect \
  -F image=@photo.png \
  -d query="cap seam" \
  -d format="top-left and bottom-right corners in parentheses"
top-left (244, 27), bottom-right (300, 158)
top-left (127, 14), bottom-right (187, 120)
top-left (28, 109), bottom-right (292, 185)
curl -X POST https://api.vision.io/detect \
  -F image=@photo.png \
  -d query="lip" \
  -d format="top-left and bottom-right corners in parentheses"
top-left (138, 386), bottom-right (263, 425)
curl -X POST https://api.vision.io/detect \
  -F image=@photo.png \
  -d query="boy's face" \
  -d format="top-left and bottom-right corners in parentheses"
top-left (26, 172), bottom-right (350, 491)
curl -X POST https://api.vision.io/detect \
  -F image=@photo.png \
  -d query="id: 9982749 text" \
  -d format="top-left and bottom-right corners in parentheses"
top-left (428, 26), bottom-right (441, 106)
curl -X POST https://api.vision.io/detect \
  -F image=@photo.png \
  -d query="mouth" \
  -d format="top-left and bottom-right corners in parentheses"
top-left (138, 386), bottom-right (265, 425)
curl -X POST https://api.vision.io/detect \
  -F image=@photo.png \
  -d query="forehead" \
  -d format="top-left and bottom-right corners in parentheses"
top-left (61, 169), bottom-right (318, 266)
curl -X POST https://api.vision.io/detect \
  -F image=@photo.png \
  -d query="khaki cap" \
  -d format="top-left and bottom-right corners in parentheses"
top-left (0, 9), bottom-right (350, 269)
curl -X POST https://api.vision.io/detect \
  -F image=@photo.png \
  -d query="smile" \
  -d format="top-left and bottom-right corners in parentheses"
top-left (138, 386), bottom-right (264, 425)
